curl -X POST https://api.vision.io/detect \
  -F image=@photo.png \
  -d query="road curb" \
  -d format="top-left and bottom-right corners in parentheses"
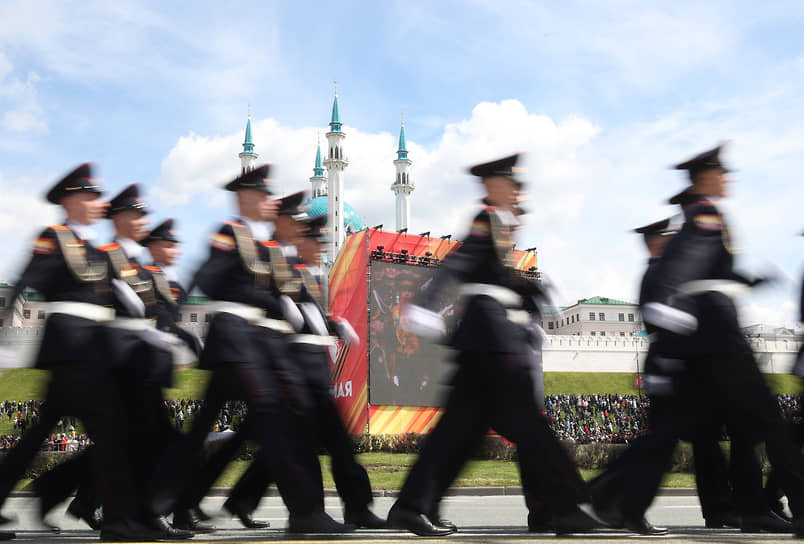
top-left (10, 486), bottom-right (695, 498)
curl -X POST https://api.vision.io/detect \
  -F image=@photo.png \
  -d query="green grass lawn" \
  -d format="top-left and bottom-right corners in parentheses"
top-left (0, 369), bottom-right (797, 402)
top-left (210, 454), bottom-right (696, 490)
top-left (544, 372), bottom-right (801, 395)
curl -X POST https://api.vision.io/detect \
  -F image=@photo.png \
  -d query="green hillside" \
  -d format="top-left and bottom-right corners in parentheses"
top-left (0, 369), bottom-right (798, 403)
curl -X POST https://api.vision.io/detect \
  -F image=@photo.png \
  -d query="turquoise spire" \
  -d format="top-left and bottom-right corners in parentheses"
top-left (242, 107), bottom-right (255, 154)
top-left (329, 81), bottom-right (342, 133)
top-left (313, 143), bottom-right (325, 178)
top-left (397, 114), bottom-right (408, 160)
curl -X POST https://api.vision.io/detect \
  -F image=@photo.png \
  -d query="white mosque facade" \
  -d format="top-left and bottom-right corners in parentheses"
top-left (237, 87), bottom-right (413, 266)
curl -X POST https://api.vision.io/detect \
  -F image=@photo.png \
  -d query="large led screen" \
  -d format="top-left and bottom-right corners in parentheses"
top-left (368, 261), bottom-right (461, 407)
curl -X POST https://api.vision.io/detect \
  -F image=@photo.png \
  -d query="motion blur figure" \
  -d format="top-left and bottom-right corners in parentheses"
top-left (0, 165), bottom-right (182, 542)
top-left (636, 144), bottom-right (804, 537)
top-left (147, 165), bottom-right (348, 534)
top-left (388, 153), bottom-right (604, 537)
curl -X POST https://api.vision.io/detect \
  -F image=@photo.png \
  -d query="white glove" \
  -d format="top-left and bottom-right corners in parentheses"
top-left (399, 304), bottom-right (446, 338)
top-left (140, 328), bottom-right (183, 352)
top-left (393, 375), bottom-right (399, 387)
top-left (641, 302), bottom-right (698, 335)
top-left (112, 279), bottom-right (145, 318)
top-left (332, 317), bottom-right (360, 346)
top-left (759, 261), bottom-right (794, 288)
top-left (300, 302), bottom-right (328, 336)
top-left (279, 295), bottom-right (304, 332)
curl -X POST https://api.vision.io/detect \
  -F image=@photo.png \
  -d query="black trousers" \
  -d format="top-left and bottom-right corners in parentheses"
top-left (0, 361), bottom-right (137, 523)
top-left (594, 292), bottom-right (804, 520)
top-left (395, 351), bottom-right (589, 518)
top-left (33, 340), bottom-right (179, 519)
top-left (418, 350), bottom-right (551, 524)
top-left (148, 327), bottom-right (322, 517)
top-left (198, 342), bottom-right (373, 516)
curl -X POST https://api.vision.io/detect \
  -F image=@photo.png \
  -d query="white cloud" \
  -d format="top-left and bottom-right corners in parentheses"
top-left (154, 98), bottom-right (601, 239)
top-left (151, 94), bottom-right (804, 330)
top-left (0, 172), bottom-right (59, 281)
top-left (0, 52), bottom-right (47, 134)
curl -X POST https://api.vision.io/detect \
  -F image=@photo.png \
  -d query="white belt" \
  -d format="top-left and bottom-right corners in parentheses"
top-left (48, 302), bottom-right (115, 322)
top-left (679, 280), bottom-right (750, 299)
top-left (212, 301), bottom-right (265, 322)
top-left (290, 334), bottom-right (336, 346)
top-left (110, 317), bottom-right (156, 331)
top-left (212, 302), bottom-right (294, 334)
top-left (254, 317), bottom-right (294, 334)
top-left (460, 283), bottom-right (522, 308)
top-left (506, 309), bottom-right (531, 326)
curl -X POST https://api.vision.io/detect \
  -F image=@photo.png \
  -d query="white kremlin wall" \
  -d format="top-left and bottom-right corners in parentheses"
top-left (1, 325), bottom-right (799, 374)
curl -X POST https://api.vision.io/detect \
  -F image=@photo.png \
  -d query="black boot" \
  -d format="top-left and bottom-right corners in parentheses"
top-left (741, 512), bottom-right (792, 533)
top-left (344, 507), bottom-right (387, 529)
top-left (386, 503), bottom-right (454, 536)
top-left (224, 501), bottom-right (269, 529)
top-left (287, 510), bottom-right (355, 534)
top-left (623, 516), bottom-right (669, 535)
top-left (66, 501), bottom-right (103, 530)
top-left (553, 506), bottom-right (607, 535)
top-left (145, 515), bottom-right (195, 539)
top-left (172, 508), bottom-right (216, 533)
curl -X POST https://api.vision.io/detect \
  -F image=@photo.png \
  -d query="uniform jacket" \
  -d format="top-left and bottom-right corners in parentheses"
top-left (652, 194), bottom-right (757, 305)
top-left (415, 201), bottom-right (545, 353)
top-left (9, 225), bottom-right (113, 369)
top-left (194, 219), bottom-right (283, 369)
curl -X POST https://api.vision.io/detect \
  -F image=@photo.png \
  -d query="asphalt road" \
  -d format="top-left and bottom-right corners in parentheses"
top-left (0, 494), bottom-right (797, 543)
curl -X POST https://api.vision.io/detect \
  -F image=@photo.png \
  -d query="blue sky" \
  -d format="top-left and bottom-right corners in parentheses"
top-left (0, 0), bottom-right (802, 325)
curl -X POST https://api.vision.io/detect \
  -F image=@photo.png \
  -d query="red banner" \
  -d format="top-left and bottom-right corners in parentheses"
top-left (329, 229), bottom-right (538, 434)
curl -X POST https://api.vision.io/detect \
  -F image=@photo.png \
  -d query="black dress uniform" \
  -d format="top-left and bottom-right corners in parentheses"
top-left (140, 219), bottom-right (203, 370)
top-left (641, 146), bottom-right (804, 535)
top-left (387, 154), bottom-right (600, 537)
top-left (222, 211), bottom-right (385, 529)
top-left (588, 218), bottom-right (682, 534)
top-left (0, 164), bottom-right (169, 541)
top-left (33, 185), bottom-right (194, 538)
top-left (765, 249), bottom-right (804, 518)
top-left (32, 215), bottom-right (200, 532)
top-left (147, 166), bottom-right (338, 532)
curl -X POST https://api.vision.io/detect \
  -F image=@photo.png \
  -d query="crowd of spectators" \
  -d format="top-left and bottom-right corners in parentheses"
top-left (163, 399), bottom-right (247, 433)
top-left (544, 394), bottom-right (650, 444)
top-left (0, 394), bottom-right (801, 450)
top-left (42, 433), bottom-right (89, 452)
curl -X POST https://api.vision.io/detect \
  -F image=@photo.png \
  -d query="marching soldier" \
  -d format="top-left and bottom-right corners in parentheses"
top-left (97, 184), bottom-right (193, 538)
top-left (219, 208), bottom-right (385, 529)
top-left (147, 165), bottom-right (348, 533)
top-left (0, 164), bottom-right (180, 541)
top-left (765, 234), bottom-right (804, 519)
top-left (139, 219), bottom-right (203, 357)
top-left (588, 217), bottom-right (679, 534)
top-left (388, 153), bottom-right (603, 536)
top-left (633, 144), bottom-right (804, 536)
top-left (33, 215), bottom-right (204, 534)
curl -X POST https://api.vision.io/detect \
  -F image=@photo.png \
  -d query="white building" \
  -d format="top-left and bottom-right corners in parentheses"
top-left (543, 296), bottom-right (645, 338)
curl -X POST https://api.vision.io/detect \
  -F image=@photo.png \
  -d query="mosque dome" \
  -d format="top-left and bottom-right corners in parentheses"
top-left (304, 196), bottom-right (366, 235)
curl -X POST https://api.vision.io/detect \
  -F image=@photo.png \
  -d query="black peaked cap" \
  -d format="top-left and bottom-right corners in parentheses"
top-left (107, 183), bottom-right (149, 217)
top-left (468, 153), bottom-right (525, 187)
top-left (277, 190), bottom-right (309, 216)
top-left (140, 218), bottom-right (179, 246)
top-left (45, 163), bottom-right (102, 204)
top-left (224, 164), bottom-right (275, 193)
top-left (674, 144), bottom-right (731, 174)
